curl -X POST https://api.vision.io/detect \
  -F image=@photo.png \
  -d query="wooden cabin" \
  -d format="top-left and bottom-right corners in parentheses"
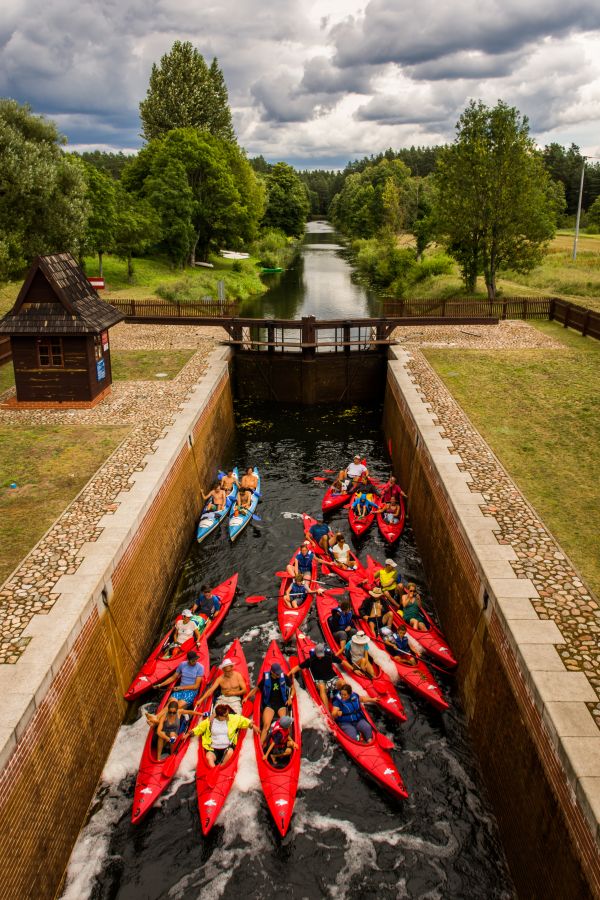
top-left (0, 254), bottom-right (124, 408)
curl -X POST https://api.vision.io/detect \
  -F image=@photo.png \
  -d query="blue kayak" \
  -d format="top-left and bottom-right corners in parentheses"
top-left (196, 467), bottom-right (239, 544)
top-left (228, 467), bottom-right (260, 542)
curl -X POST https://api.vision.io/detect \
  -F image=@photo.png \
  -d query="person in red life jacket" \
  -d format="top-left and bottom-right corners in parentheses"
top-left (286, 542), bottom-right (315, 585)
top-left (331, 683), bottom-right (376, 742)
top-left (262, 715), bottom-right (298, 765)
top-left (328, 598), bottom-right (357, 650)
top-left (248, 662), bottom-right (295, 745)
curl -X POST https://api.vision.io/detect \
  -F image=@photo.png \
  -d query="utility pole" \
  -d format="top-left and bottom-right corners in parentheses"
top-left (572, 157), bottom-right (587, 261)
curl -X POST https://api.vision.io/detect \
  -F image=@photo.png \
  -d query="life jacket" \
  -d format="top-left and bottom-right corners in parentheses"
top-left (261, 670), bottom-right (289, 707)
top-left (270, 720), bottom-right (290, 746)
top-left (392, 633), bottom-right (410, 653)
top-left (330, 606), bottom-right (353, 630)
top-left (334, 692), bottom-right (364, 724)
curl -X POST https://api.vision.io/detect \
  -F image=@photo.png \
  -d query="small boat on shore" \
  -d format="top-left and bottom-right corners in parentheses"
top-left (253, 641), bottom-right (301, 836)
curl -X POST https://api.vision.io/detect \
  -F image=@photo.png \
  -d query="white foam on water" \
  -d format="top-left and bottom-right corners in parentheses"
top-left (295, 682), bottom-right (329, 735)
top-left (281, 511), bottom-right (303, 519)
top-left (369, 642), bottom-right (399, 683)
top-left (233, 726), bottom-right (261, 792)
top-left (238, 621), bottom-right (280, 645)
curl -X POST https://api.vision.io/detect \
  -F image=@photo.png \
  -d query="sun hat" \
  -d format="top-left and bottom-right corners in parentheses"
top-left (369, 586), bottom-right (383, 598)
top-left (353, 454), bottom-right (360, 460)
top-left (182, 609), bottom-right (193, 617)
top-left (352, 631), bottom-right (369, 645)
top-left (221, 658), bottom-right (234, 668)
top-left (270, 662), bottom-right (283, 676)
top-left (279, 715), bottom-right (293, 729)
top-left (380, 626), bottom-right (393, 637)
top-left (385, 559), bottom-right (397, 568)
top-left (314, 643), bottom-right (326, 657)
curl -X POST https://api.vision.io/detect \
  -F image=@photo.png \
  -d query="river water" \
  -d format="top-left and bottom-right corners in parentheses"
top-left (61, 226), bottom-right (515, 900)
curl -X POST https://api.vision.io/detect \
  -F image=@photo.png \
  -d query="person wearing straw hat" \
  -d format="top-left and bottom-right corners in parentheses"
top-left (348, 631), bottom-right (375, 678)
top-left (195, 656), bottom-right (248, 715)
top-left (362, 587), bottom-right (394, 636)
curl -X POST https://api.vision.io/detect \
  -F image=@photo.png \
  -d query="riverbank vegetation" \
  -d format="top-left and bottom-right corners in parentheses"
top-left (424, 322), bottom-right (600, 597)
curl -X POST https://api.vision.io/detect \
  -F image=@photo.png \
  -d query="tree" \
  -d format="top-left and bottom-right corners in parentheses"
top-left (588, 196), bottom-right (600, 232)
top-left (78, 150), bottom-right (131, 180)
top-left (113, 187), bottom-right (161, 281)
top-left (330, 158), bottom-right (411, 238)
top-left (435, 100), bottom-right (561, 299)
top-left (0, 100), bottom-right (88, 280)
top-left (122, 128), bottom-right (264, 263)
top-left (139, 41), bottom-right (235, 142)
top-left (83, 164), bottom-right (117, 275)
top-left (262, 163), bottom-right (310, 237)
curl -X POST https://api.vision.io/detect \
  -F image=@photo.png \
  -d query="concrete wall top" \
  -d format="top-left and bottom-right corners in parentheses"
top-left (0, 345), bottom-right (233, 774)
top-left (388, 347), bottom-right (600, 845)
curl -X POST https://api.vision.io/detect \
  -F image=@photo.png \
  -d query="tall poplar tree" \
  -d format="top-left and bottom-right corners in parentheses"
top-left (435, 100), bottom-right (562, 299)
top-left (139, 41), bottom-right (235, 142)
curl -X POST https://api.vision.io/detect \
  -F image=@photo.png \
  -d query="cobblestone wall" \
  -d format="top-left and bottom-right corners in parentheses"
top-left (383, 350), bottom-right (600, 899)
top-left (0, 353), bottom-right (234, 900)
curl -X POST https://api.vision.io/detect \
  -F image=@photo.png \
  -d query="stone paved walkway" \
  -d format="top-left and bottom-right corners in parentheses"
top-left (405, 348), bottom-right (600, 727)
top-left (0, 326), bottom-right (220, 663)
top-left (393, 319), bottom-right (564, 350)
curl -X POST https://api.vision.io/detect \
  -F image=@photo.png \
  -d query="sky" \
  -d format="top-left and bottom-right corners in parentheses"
top-left (2, 0), bottom-right (600, 169)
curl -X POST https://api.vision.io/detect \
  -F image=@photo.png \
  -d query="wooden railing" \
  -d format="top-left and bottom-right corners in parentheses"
top-left (381, 296), bottom-right (552, 319)
top-left (108, 298), bottom-right (240, 318)
top-left (549, 298), bottom-right (600, 339)
top-left (225, 317), bottom-right (395, 354)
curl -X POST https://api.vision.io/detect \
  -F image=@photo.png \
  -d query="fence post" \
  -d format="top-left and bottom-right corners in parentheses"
top-left (502, 299), bottom-right (507, 320)
top-left (131, 300), bottom-right (136, 317)
top-left (441, 298), bottom-right (446, 318)
top-left (400, 298), bottom-right (405, 317)
top-left (583, 310), bottom-right (590, 337)
top-left (523, 298), bottom-right (528, 319)
top-left (343, 321), bottom-right (351, 357)
top-left (302, 316), bottom-right (316, 359)
top-left (549, 297), bottom-right (555, 321)
top-left (564, 304), bottom-right (570, 329)
top-left (267, 324), bottom-right (275, 354)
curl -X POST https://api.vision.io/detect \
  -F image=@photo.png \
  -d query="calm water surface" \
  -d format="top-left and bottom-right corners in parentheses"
top-left (61, 229), bottom-right (514, 899)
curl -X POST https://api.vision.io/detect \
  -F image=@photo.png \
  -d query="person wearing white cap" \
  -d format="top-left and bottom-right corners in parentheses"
top-left (195, 654), bottom-right (248, 714)
top-left (167, 609), bottom-right (202, 657)
top-left (345, 455), bottom-right (368, 485)
top-left (375, 559), bottom-right (402, 607)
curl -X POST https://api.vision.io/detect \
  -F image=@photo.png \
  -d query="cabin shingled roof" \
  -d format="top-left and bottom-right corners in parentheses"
top-left (0, 253), bottom-right (124, 335)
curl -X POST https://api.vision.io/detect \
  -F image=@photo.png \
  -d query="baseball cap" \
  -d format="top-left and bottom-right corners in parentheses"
top-left (182, 609), bottom-right (193, 617)
top-left (279, 715), bottom-right (293, 729)
top-left (270, 662), bottom-right (283, 676)
top-left (385, 559), bottom-right (397, 568)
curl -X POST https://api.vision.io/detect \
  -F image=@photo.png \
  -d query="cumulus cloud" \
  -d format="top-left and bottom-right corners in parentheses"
top-left (0, 0), bottom-right (599, 164)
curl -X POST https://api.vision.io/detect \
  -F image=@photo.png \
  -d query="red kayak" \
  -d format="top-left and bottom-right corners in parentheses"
top-left (124, 574), bottom-right (238, 701)
top-left (132, 641), bottom-right (210, 823)
top-left (347, 582), bottom-right (449, 711)
top-left (253, 641), bottom-right (301, 836)
top-left (302, 514), bottom-right (367, 582)
top-left (348, 484), bottom-right (381, 538)
top-left (195, 640), bottom-right (254, 835)
top-left (278, 546), bottom-right (318, 642)
top-left (315, 591), bottom-right (406, 722)
top-left (376, 493), bottom-right (406, 544)
top-left (295, 633), bottom-right (408, 799)
top-left (366, 557), bottom-right (457, 669)
top-left (322, 483), bottom-right (353, 513)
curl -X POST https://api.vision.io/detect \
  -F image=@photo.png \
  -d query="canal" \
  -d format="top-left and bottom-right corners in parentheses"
top-left (61, 226), bottom-right (515, 899)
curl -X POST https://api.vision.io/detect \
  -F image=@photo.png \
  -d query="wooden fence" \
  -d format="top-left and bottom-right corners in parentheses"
top-left (108, 298), bottom-right (240, 318)
top-left (381, 296), bottom-right (552, 320)
top-left (549, 298), bottom-right (600, 339)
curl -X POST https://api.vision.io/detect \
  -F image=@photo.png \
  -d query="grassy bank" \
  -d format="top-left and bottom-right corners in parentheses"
top-left (423, 321), bottom-right (600, 597)
top-left (0, 424), bottom-right (131, 584)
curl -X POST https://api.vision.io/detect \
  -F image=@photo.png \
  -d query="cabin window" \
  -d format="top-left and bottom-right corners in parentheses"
top-left (37, 338), bottom-right (64, 367)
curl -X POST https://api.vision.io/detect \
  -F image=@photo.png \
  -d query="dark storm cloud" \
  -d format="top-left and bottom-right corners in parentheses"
top-left (331, 0), bottom-right (600, 68)
top-left (407, 50), bottom-right (524, 82)
top-left (300, 57), bottom-right (373, 95)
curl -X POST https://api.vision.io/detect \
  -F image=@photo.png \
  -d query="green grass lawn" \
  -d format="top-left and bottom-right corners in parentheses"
top-left (423, 321), bottom-right (600, 597)
top-left (0, 425), bottom-right (131, 584)
top-left (111, 350), bottom-right (195, 380)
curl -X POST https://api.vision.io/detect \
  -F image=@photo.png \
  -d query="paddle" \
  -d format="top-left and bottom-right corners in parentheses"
top-left (246, 587), bottom-right (346, 604)
top-left (313, 476), bottom-right (331, 482)
top-left (274, 572), bottom-right (337, 587)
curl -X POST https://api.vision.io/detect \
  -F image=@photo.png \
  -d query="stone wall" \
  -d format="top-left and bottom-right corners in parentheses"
top-left (0, 347), bottom-right (234, 900)
top-left (383, 348), bottom-right (600, 899)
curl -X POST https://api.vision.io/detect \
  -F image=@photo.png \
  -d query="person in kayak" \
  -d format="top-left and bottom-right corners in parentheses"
top-left (328, 598), bottom-right (357, 650)
top-left (401, 584), bottom-right (429, 632)
top-left (346, 455), bottom-right (368, 485)
top-left (381, 496), bottom-right (401, 524)
top-left (284, 574), bottom-right (324, 609)
top-left (202, 482), bottom-right (227, 512)
top-left (308, 518), bottom-right (334, 553)
top-left (164, 610), bottom-right (203, 658)
top-left (263, 715), bottom-right (298, 765)
top-left (374, 559), bottom-right (402, 607)
top-left (331, 684), bottom-right (375, 741)
top-left (361, 587), bottom-right (395, 635)
top-left (240, 467), bottom-right (258, 491)
top-left (379, 475), bottom-right (405, 505)
top-left (379, 624), bottom-right (420, 665)
top-left (289, 643), bottom-right (339, 706)
top-left (220, 470), bottom-right (238, 492)
top-left (249, 662), bottom-right (295, 744)
top-left (233, 487), bottom-right (254, 517)
top-left (347, 631), bottom-right (376, 677)
top-left (286, 542), bottom-right (315, 585)
top-left (150, 698), bottom-right (197, 759)
top-left (193, 586), bottom-right (221, 619)
top-left (157, 649), bottom-right (205, 709)
top-left (331, 533), bottom-right (357, 570)
top-left (330, 472), bottom-right (347, 495)
top-left (196, 657), bottom-right (248, 714)
top-left (193, 703), bottom-right (259, 767)
top-left (352, 491), bottom-right (377, 519)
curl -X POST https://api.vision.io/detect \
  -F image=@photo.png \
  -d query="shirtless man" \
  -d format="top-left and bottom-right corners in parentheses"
top-left (220, 470), bottom-right (237, 493)
top-left (233, 487), bottom-right (253, 516)
top-left (202, 482), bottom-right (227, 511)
top-left (195, 657), bottom-right (248, 714)
top-left (240, 467), bottom-right (258, 491)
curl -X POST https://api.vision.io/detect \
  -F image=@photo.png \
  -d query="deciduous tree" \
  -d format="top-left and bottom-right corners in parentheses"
top-left (83, 164), bottom-right (117, 275)
top-left (113, 187), bottom-right (161, 281)
top-left (262, 162), bottom-right (310, 237)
